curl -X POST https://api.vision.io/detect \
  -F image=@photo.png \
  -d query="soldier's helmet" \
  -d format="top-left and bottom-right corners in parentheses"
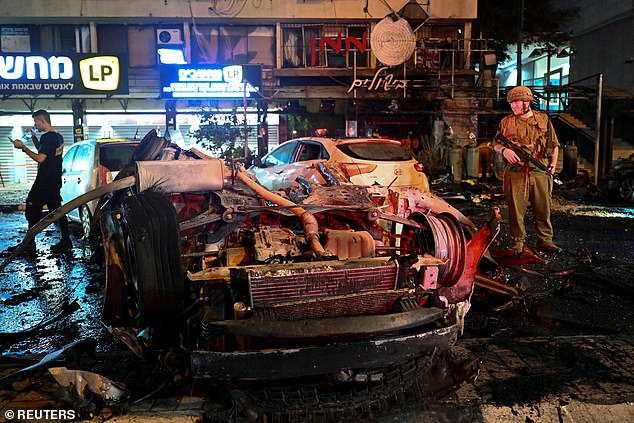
top-left (507, 86), bottom-right (534, 102)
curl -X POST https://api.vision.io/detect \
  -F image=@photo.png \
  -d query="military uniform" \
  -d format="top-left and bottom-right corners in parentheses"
top-left (496, 110), bottom-right (560, 251)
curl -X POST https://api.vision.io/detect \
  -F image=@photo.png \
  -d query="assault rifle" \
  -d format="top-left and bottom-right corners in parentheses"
top-left (495, 133), bottom-right (563, 185)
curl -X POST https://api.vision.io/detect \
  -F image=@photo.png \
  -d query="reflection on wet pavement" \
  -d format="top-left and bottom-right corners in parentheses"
top-left (0, 211), bottom-right (113, 354)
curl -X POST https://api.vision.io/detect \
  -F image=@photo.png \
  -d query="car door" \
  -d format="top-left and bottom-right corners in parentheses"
top-left (60, 143), bottom-right (95, 221)
top-left (248, 140), bottom-right (299, 190)
top-left (282, 140), bottom-right (331, 186)
top-left (60, 145), bottom-right (79, 220)
top-left (249, 140), bottom-right (332, 190)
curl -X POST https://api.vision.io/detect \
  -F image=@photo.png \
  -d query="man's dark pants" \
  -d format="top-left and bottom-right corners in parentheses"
top-left (24, 189), bottom-right (70, 250)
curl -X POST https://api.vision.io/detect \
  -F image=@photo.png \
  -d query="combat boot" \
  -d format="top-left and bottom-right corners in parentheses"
top-left (536, 240), bottom-right (562, 254)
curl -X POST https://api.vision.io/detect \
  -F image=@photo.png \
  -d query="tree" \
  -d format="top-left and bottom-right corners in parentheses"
top-left (285, 114), bottom-right (313, 139)
top-left (190, 106), bottom-right (252, 162)
top-left (475, 0), bottom-right (579, 63)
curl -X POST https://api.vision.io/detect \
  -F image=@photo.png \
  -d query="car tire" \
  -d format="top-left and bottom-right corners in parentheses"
top-left (619, 176), bottom-right (634, 203)
top-left (79, 205), bottom-right (103, 253)
top-left (121, 190), bottom-right (184, 326)
top-left (79, 205), bottom-right (92, 239)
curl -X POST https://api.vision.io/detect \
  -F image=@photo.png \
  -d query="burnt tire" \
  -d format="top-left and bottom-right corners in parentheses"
top-left (131, 129), bottom-right (169, 162)
top-left (121, 190), bottom-right (184, 326)
top-left (227, 351), bottom-right (479, 422)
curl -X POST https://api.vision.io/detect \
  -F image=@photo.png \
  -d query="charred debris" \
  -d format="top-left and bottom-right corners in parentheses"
top-left (1, 130), bottom-right (633, 421)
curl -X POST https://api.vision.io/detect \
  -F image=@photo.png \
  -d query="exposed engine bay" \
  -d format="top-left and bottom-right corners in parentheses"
top-left (94, 131), bottom-right (500, 397)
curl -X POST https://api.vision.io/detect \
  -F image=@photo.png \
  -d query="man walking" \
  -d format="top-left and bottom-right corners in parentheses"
top-left (493, 86), bottom-right (562, 255)
top-left (10, 109), bottom-right (72, 256)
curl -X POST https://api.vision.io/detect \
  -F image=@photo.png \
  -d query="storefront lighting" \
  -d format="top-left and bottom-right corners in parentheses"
top-left (157, 48), bottom-right (186, 64)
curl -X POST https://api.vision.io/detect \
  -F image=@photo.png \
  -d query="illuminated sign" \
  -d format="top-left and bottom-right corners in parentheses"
top-left (310, 30), bottom-right (368, 67)
top-left (79, 56), bottom-right (120, 91)
top-left (160, 64), bottom-right (261, 99)
top-left (0, 53), bottom-right (128, 95)
top-left (348, 66), bottom-right (407, 94)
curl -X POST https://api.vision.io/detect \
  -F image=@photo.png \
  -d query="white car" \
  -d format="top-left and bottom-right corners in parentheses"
top-left (60, 138), bottom-right (138, 238)
top-left (249, 136), bottom-right (478, 233)
top-left (248, 137), bottom-right (429, 191)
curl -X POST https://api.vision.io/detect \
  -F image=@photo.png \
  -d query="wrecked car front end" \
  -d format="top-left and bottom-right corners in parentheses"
top-left (97, 134), bottom-right (500, 393)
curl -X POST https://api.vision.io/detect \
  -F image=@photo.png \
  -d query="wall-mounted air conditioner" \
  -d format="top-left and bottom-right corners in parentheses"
top-left (156, 29), bottom-right (183, 45)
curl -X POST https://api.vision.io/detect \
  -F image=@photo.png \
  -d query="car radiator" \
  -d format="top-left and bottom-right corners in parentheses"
top-left (230, 257), bottom-right (401, 319)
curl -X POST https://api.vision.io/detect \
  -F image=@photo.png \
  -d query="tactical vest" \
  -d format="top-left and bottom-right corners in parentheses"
top-left (500, 111), bottom-right (554, 159)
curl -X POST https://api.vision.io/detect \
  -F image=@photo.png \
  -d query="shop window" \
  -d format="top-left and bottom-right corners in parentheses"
top-left (98, 25), bottom-right (155, 67)
top-left (283, 27), bottom-right (303, 68)
top-left (98, 25), bottom-right (127, 53)
top-left (1, 26), bottom-right (32, 53)
top-left (37, 25), bottom-right (90, 53)
top-left (128, 26), bottom-right (156, 67)
top-left (191, 25), bottom-right (274, 66)
top-left (347, 26), bottom-right (369, 68)
top-left (281, 24), bottom-right (371, 69)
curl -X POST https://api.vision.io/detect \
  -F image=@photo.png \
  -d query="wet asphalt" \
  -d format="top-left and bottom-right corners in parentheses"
top-left (0, 209), bottom-right (113, 354)
top-left (1, 179), bottom-right (633, 351)
top-left (0, 180), bottom-right (633, 422)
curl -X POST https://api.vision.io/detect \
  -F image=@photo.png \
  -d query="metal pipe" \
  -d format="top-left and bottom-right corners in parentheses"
top-left (234, 166), bottom-right (327, 257)
top-left (594, 73), bottom-right (603, 186)
top-left (475, 274), bottom-right (523, 298)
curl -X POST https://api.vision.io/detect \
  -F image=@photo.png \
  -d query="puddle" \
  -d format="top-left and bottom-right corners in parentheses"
top-left (560, 205), bottom-right (634, 219)
top-left (0, 211), bottom-right (113, 353)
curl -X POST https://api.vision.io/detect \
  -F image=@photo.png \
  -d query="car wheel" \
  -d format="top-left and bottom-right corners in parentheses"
top-left (121, 190), bottom-right (184, 326)
top-left (79, 204), bottom-right (104, 254)
top-left (79, 205), bottom-right (92, 239)
top-left (619, 176), bottom-right (634, 203)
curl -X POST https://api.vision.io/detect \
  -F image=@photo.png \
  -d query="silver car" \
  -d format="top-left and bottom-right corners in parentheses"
top-left (60, 138), bottom-right (138, 238)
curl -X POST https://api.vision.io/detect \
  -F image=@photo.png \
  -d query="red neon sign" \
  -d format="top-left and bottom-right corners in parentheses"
top-left (310, 30), bottom-right (368, 67)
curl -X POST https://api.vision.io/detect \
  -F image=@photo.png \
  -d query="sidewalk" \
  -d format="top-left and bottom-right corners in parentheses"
top-left (0, 182), bottom-right (31, 208)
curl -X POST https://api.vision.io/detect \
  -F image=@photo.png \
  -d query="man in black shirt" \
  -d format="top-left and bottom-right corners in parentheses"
top-left (10, 109), bottom-right (72, 256)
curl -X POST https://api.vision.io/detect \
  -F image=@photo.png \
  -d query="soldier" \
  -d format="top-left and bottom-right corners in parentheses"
top-left (494, 86), bottom-right (562, 255)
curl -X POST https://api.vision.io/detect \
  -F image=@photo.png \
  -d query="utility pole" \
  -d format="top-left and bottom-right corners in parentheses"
top-left (594, 73), bottom-right (603, 187)
top-left (516, 0), bottom-right (524, 86)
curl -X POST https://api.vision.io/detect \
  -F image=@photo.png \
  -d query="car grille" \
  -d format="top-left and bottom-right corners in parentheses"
top-left (231, 258), bottom-right (399, 319)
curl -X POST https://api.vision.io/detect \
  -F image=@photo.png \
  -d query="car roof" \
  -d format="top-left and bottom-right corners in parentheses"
top-left (289, 137), bottom-right (403, 147)
top-left (68, 138), bottom-right (138, 147)
top-left (95, 138), bottom-right (138, 144)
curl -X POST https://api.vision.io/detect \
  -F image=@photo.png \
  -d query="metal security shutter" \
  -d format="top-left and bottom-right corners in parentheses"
top-left (244, 124), bottom-right (279, 154)
top-left (111, 125), bottom-right (163, 140)
top-left (0, 127), bottom-right (15, 186)
top-left (177, 125), bottom-right (192, 148)
top-left (268, 125), bottom-right (279, 149)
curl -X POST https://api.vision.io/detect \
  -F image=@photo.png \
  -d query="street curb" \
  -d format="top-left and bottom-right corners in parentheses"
top-left (0, 204), bottom-right (25, 211)
top-left (1, 204), bottom-right (36, 211)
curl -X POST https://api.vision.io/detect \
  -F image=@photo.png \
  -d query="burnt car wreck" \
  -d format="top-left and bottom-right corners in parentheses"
top-left (93, 131), bottom-right (499, 390)
top-left (1, 130), bottom-right (501, 417)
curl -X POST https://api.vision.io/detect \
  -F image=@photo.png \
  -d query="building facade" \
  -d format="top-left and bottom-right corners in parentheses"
top-left (1, 0), bottom-right (495, 183)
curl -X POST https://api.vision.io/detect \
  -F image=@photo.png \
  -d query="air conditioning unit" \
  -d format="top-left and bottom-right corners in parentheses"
top-left (156, 29), bottom-right (183, 45)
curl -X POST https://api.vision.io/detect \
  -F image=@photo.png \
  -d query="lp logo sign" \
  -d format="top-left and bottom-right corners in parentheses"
top-left (79, 56), bottom-right (120, 91)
